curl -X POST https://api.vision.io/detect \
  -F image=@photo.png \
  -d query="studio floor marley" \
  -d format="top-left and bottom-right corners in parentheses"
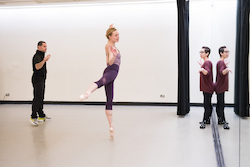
top-left (0, 104), bottom-right (247, 167)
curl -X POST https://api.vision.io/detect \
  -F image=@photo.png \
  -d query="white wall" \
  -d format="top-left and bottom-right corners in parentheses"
top-left (0, 0), bottom-right (237, 103)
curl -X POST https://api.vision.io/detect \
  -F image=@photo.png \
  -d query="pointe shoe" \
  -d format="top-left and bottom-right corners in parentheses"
top-left (79, 93), bottom-right (89, 101)
top-left (110, 125), bottom-right (114, 140)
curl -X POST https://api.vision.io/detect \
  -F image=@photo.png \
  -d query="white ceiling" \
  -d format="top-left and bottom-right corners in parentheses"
top-left (0, 0), bottom-right (176, 6)
top-left (0, 0), bottom-right (233, 6)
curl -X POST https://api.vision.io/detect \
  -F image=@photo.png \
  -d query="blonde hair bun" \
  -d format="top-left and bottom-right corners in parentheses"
top-left (106, 27), bottom-right (117, 39)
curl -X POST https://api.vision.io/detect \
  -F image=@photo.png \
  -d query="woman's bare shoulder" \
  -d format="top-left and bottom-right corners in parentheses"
top-left (105, 44), bottom-right (111, 56)
top-left (105, 44), bottom-right (112, 49)
top-left (105, 44), bottom-right (113, 53)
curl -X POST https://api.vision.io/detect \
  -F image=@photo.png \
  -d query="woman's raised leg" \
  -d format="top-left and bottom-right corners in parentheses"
top-left (79, 83), bottom-right (98, 101)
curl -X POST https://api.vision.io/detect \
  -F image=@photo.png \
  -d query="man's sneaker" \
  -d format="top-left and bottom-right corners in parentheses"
top-left (38, 116), bottom-right (51, 122)
top-left (200, 121), bottom-right (206, 129)
top-left (199, 118), bottom-right (210, 124)
top-left (223, 122), bottom-right (230, 130)
top-left (30, 118), bottom-right (38, 126)
top-left (218, 117), bottom-right (224, 124)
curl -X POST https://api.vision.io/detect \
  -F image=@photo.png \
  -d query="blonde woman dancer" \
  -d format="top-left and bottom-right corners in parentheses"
top-left (80, 24), bottom-right (121, 140)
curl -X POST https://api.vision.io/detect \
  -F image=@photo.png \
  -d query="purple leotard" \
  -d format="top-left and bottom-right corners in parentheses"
top-left (95, 52), bottom-right (121, 110)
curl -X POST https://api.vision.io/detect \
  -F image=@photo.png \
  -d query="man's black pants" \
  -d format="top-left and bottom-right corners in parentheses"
top-left (31, 77), bottom-right (46, 119)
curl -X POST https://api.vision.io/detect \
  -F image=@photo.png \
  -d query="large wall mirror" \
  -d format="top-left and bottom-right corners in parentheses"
top-left (190, 0), bottom-right (248, 166)
top-left (239, 12), bottom-right (250, 167)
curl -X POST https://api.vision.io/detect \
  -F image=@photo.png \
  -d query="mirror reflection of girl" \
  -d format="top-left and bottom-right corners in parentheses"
top-left (214, 46), bottom-right (232, 130)
top-left (79, 24), bottom-right (121, 140)
top-left (198, 46), bottom-right (214, 129)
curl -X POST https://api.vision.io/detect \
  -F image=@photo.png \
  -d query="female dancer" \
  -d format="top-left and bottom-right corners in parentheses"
top-left (80, 24), bottom-right (121, 140)
top-left (198, 46), bottom-right (214, 129)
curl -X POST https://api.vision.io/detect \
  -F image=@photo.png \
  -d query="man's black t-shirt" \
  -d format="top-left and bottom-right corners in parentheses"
top-left (32, 50), bottom-right (47, 80)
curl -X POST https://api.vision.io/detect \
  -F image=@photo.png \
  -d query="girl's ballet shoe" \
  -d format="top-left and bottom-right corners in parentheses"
top-left (79, 93), bottom-right (89, 101)
top-left (110, 125), bottom-right (114, 140)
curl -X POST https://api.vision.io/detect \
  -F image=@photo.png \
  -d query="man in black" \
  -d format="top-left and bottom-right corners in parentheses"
top-left (30, 41), bottom-right (51, 126)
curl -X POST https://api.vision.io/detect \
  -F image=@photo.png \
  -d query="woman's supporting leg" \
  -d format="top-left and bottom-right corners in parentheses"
top-left (106, 109), bottom-right (114, 140)
top-left (105, 81), bottom-right (114, 139)
top-left (105, 110), bottom-right (113, 128)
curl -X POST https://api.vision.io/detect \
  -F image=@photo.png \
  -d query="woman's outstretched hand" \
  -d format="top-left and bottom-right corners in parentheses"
top-left (110, 46), bottom-right (118, 57)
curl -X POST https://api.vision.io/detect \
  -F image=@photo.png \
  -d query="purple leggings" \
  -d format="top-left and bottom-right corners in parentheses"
top-left (95, 64), bottom-right (119, 110)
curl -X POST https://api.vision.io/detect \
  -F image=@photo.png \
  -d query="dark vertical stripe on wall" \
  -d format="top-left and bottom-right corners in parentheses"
top-left (234, 0), bottom-right (250, 117)
top-left (177, 0), bottom-right (190, 115)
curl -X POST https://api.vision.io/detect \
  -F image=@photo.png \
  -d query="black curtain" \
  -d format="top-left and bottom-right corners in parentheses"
top-left (234, 0), bottom-right (250, 117)
top-left (177, 0), bottom-right (190, 115)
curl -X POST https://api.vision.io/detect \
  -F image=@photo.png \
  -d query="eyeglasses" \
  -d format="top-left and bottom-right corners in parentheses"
top-left (224, 51), bottom-right (230, 53)
top-left (199, 51), bottom-right (205, 53)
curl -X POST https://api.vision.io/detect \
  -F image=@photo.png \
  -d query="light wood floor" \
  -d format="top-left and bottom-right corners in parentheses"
top-left (0, 104), bottom-right (248, 167)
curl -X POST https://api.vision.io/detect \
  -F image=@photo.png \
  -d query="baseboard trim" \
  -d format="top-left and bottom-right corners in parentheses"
top-left (0, 100), bottom-right (235, 107)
